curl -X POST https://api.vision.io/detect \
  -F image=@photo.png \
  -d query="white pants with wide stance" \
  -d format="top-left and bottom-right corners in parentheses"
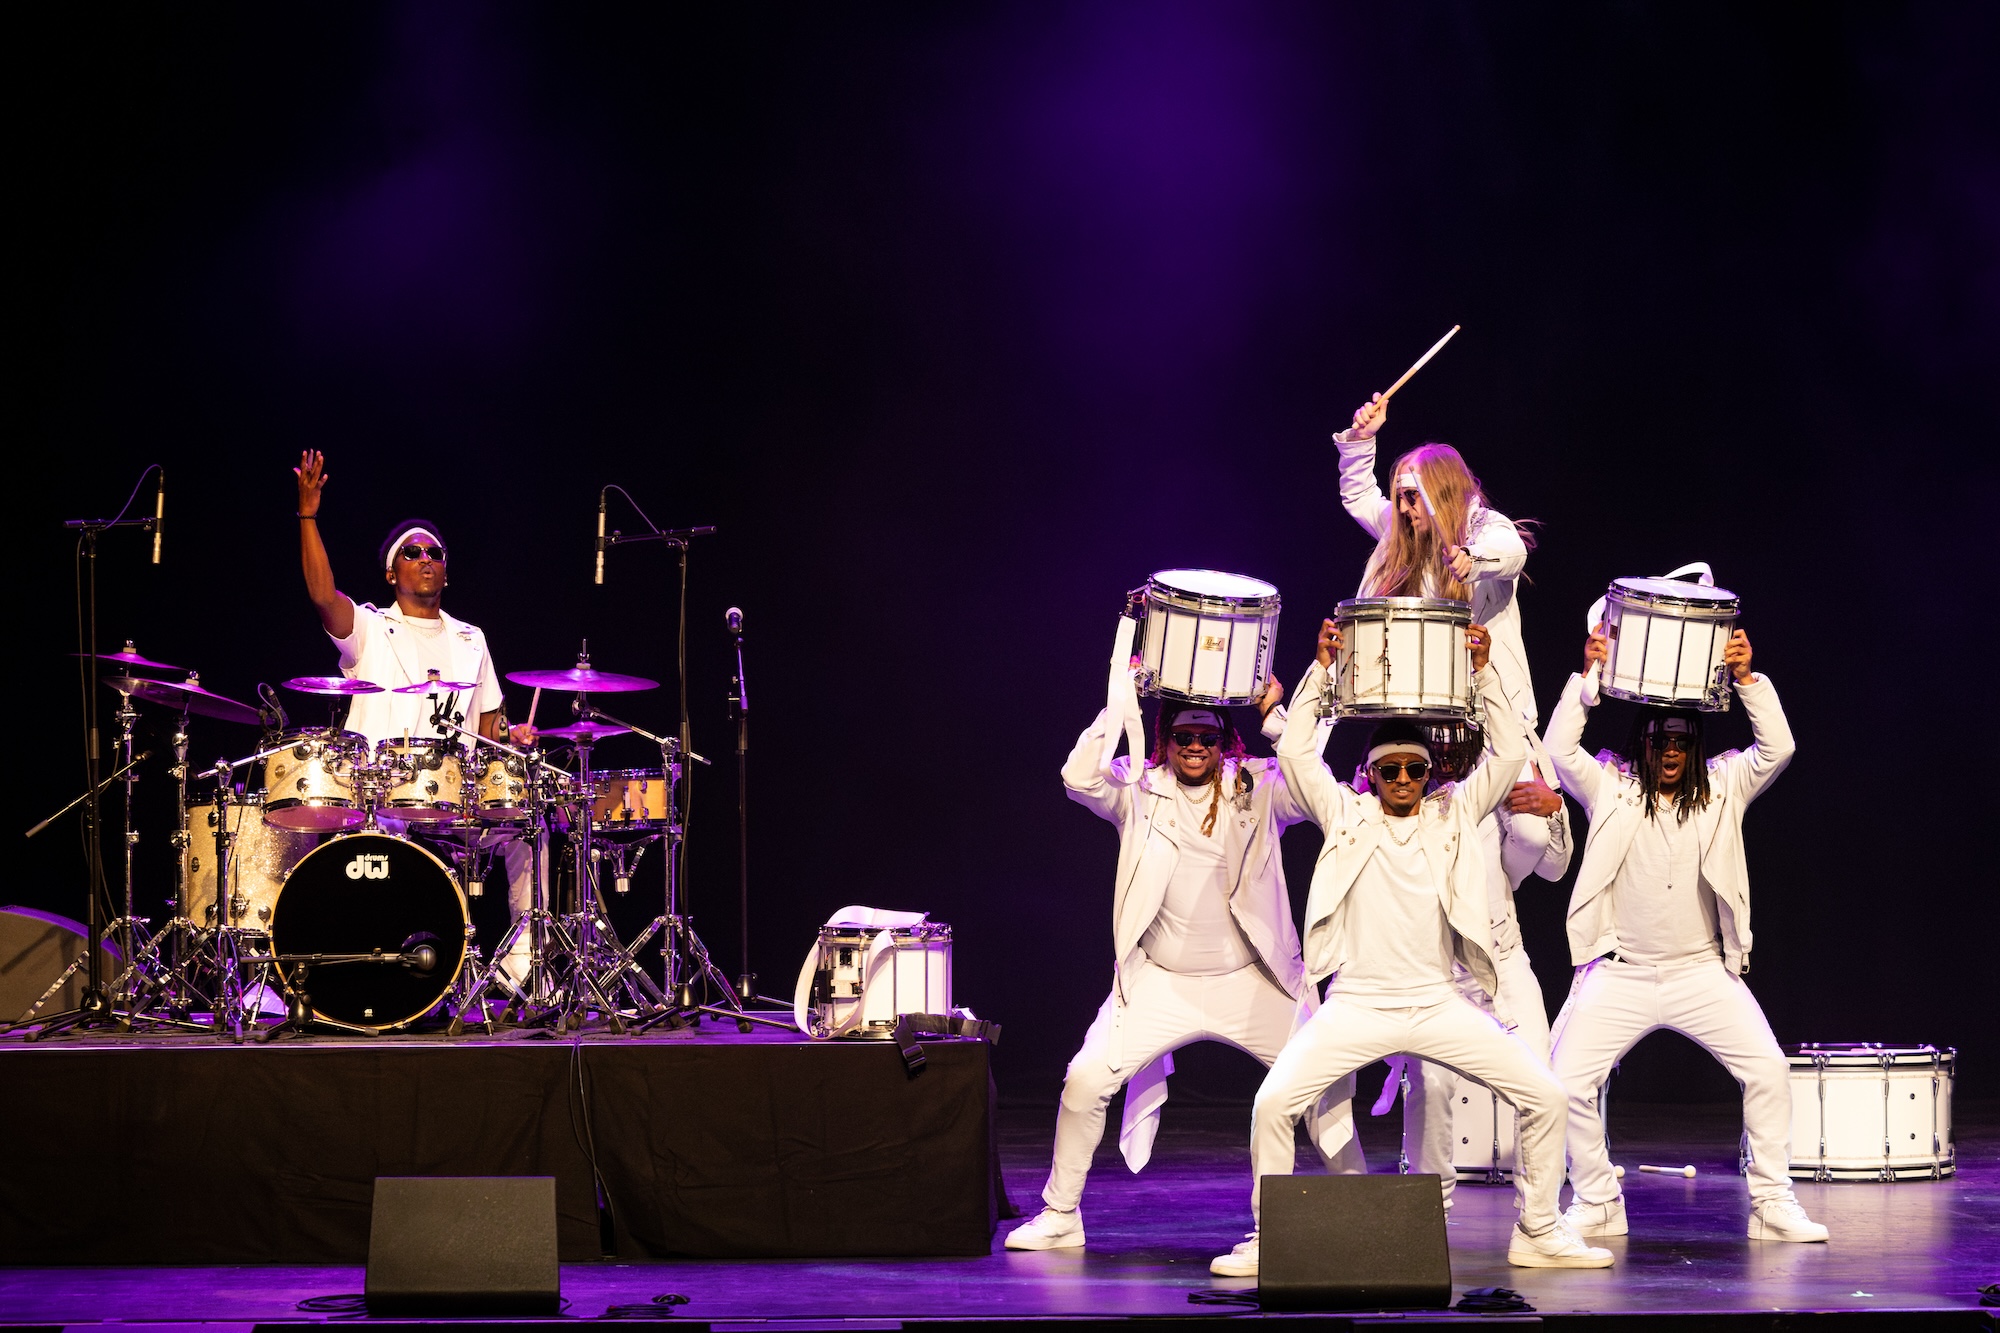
top-left (1404, 947), bottom-right (1553, 1208)
top-left (1551, 956), bottom-right (1794, 1207)
top-left (1044, 960), bottom-right (1363, 1211)
top-left (1252, 992), bottom-right (1567, 1233)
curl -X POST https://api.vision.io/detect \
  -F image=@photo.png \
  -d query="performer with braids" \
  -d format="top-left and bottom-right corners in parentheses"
top-left (1544, 624), bottom-right (1827, 1243)
top-left (1006, 650), bottom-right (1364, 1251)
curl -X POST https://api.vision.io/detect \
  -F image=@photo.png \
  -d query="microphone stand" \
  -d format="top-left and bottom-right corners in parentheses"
top-left (725, 617), bottom-right (788, 1013)
top-left (30, 480), bottom-right (163, 1039)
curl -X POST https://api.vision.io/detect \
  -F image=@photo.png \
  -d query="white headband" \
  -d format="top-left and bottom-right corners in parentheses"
top-left (385, 526), bottom-right (441, 570)
top-left (1367, 740), bottom-right (1431, 767)
top-left (1392, 469), bottom-right (1435, 516)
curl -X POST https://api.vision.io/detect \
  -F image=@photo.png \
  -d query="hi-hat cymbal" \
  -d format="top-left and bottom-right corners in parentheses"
top-left (72, 641), bottom-right (183, 672)
top-left (507, 665), bottom-right (658, 693)
top-left (535, 720), bottom-right (633, 742)
top-left (393, 678), bottom-right (478, 694)
top-left (283, 675), bottom-right (385, 696)
top-left (105, 675), bottom-right (261, 726)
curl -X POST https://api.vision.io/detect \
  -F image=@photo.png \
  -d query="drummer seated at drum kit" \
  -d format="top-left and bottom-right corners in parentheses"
top-left (294, 452), bottom-right (538, 968)
top-left (1212, 617), bottom-right (1615, 1276)
top-left (1546, 625), bottom-right (1828, 1243)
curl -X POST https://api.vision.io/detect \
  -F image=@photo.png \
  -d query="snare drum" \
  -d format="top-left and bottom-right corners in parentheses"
top-left (1451, 1081), bottom-right (1518, 1183)
top-left (1330, 597), bottom-right (1473, 719)
top-left (182, 793), bottom-right (321, 928)
top-left (262, 729), bottom-right (370, 831)
top-left (375, 737), bottom-right (466, 823)
top-left (1786, 1043), bottom-right (1956, 1181)
top-left (803, 920), bottom-right (953, 1040)
top-left (1132, 569), bottom-right (1280, 706)
top-left (590, 768), bottom-right (675, 830)
top-left (473, 753), bottom-right (530, 823)
top-left (1600, 577), bottom-right (1740, 711)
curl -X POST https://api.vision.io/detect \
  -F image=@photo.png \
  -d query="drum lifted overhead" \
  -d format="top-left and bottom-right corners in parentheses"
top-left (1130, 569), bottom-right (1280, 707)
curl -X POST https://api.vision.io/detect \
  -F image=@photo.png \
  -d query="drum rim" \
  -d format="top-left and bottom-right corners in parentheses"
top-left (186, 790), bottom-right (270, 811)
top-left (1335, 596), bottom-right (1472, 617)
top-left (269, 830), bottom-right (468, 1031)
top-left (1606, 577), bottom-right (1741, 610)
top-left (1599, 683), bottom-right (1733, 713)
top-left (375, 736), bottom-right (466, 754)
top-left (1332, 703), bottom-right (1476, 720)
top-left (273, 727), bottom-right (370, 748)
top-left (1145, 685), bottom-right (1271, 707)
top-left (1149, 567), bottom-right (1280, 601)
top-left (1785, 1042), bottom-right (1956, 1062)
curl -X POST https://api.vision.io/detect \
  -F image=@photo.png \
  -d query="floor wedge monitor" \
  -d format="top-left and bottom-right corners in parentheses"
top-left (1257, 1173), bottom-right (1451, 1311)
top-left (365, 1176), bottom-right (560, 1316)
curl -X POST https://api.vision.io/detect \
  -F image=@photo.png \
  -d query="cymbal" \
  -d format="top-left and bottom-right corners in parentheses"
top-left (72, 641), bottom-right (183, 672)
top-left (506, 665), bottom-right (658, 693)
top-left (283, 675), bottom-right (385, 696)
top-left (393, 678), bottom-right (478, 694)
top-left (105, 675), bottom-right (261, 726)
top-left (535, 721), bottom-right (633, 742)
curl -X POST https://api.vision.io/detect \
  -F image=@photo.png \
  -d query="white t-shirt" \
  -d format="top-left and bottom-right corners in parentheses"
top-left (1328, 815), bottom-right (1455, 1006)
top-left (331, 602), bottom-right (504, 748)
top-left (1609, 802), bottom-right (1722, 965)
top-left (1139, 780), bottom-right (1256, 976)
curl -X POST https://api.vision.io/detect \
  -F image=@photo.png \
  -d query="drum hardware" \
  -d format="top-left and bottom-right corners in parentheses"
top-left (1124, 569), bottom-right (1282, 706)
top-left (536, 720), bottom-right (634, 742)
top-left (262, 728), bottom-right (370, 831)
top-left (250, 946), bottom-right (436, 1042)
top-left (394, 670), bottom-right (478, 694)
top-left (1319, 596), bottom-right (1479, 722)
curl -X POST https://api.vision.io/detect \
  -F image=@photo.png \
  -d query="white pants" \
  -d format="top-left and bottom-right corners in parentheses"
top-left (1252, 992), bottom-right (1566, 1233)
top-left (1406, 945), bottom-right (1553, 1208)
top-left (1550, 956), bottom-right (1793, 1206)
top-left (1043, 960), bottom-right (1362, 1211)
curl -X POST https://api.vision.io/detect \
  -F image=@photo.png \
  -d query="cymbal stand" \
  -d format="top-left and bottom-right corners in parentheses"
top-left (184, 745), bottom-right (291, 1041)
top-left (97, 688), bottom-right (182, 1031)
top-left (541, 720), bottom-right (629, 1031)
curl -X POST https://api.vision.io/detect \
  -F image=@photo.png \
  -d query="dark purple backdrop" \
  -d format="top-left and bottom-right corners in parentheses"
top-left (17, 3), bottom-right (1997, 1102)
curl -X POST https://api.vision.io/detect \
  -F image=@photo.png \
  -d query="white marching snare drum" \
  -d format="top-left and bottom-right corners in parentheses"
top-left (1450, 1081), bottom-right (1519, 1182)
top-left (1132, 569), bottom-right (1280, 706)
top-left (1600, 577), bottom-right (1740, 711)
top-left (1786, 1043), bottom-right (1956, 1181)
top-left (803, 920), bottom-right (953, 1040)
top-left (1331, 597), bottom-right (1474, 719)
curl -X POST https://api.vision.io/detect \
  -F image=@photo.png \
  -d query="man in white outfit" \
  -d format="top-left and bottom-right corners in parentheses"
top-left (1546, 625), bottom-right (1827, 1243)
top-left (1005, 657), bottom-right (1363, 1251)
top-left (1212, 619), bottom-right (1613, 1276)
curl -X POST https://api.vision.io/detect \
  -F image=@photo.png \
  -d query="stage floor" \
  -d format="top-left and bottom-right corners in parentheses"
top-left (2, 1099), bottom-right (1993, 1326)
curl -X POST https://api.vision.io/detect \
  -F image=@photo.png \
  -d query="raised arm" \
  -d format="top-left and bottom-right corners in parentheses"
top-left (1453, 626), bottom-right (1526, 820)
top-left (1276, 619), bottom-right (1361, 829)
top-left (1334, 396), bottom-right (1393, 541)
top-left (294, 450), bottom-right (355, 639)
top-left (1717, 630), bottom-right (1794, 804)
top-left (1061, 708), bottom-right (1133, 824)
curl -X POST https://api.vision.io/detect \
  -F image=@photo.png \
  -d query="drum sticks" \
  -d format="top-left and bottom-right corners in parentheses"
top-left (1377, 324), bottom-right (1460, 406)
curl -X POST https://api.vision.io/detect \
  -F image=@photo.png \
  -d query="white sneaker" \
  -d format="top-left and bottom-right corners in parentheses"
top-left (1004, 1207), bottom-right (1085, 1251)
top-left (1508, 1221), bottom-right (1615, 1268)
top-left (1209, 1232), bottom-right (1259, 1277)
top-left (1748, 1195), bottom-right (1829, 1242)
top-left (1561, 1194), bottom-right (1629, 1237)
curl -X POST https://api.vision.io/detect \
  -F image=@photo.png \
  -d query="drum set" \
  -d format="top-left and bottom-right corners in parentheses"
top-left (15, 642), bottom-right (782, 1041)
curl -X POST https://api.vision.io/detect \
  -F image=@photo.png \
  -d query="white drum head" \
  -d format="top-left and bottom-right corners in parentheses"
top-left (1152, 568), bottom-right (1277, 599)
top-left (1612, 576), bottom-right (1738, 603)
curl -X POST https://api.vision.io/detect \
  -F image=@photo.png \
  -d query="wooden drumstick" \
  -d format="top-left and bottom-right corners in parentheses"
top-left (1640, 1164), bottom-right (1698, 1178)
top-left (525, 687), bottom-right (542, 730)
top-left (1377, 324), bottom-right (1461, 407)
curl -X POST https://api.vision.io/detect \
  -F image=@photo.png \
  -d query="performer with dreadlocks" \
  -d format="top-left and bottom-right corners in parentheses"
top-left (1543, 623), bottom-right (1827, 1243)
top-left (1006, 649), bottom-right (1364, 1251)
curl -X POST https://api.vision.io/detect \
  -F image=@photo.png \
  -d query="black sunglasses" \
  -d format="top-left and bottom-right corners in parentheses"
top-left (1169, 730), bottom-right (1222, 748)
top-left (1644, 732), bottom-right (1693, 752)
top-left (1372, 760), bottom-right (1430, 782)
top-left (398, 543), bottom-right (448, 562)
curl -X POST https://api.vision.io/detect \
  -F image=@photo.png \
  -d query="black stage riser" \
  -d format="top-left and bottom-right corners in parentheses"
top-left (0, 1037), bottom-right (994, 1263)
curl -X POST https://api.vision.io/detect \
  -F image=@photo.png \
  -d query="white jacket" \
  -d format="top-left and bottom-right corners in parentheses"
top-left (1544, 671), bottom-right (1796, 974)
top-left (1277, 660), bottom-right (1525, 1019)
top-left (1336, 433), bottom-right (1537, 726)
top-left (333, 603), bottom-right (501, 747)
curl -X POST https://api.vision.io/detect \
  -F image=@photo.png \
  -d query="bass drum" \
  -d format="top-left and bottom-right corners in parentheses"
top-left (269, 833), bottom-right (467, 1031)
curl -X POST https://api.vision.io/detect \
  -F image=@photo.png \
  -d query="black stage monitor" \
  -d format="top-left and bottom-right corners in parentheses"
top-left (366, 1176), bottom-right (560, 1316)
top-left (1257, 1173), bottom-right (1452, 1311)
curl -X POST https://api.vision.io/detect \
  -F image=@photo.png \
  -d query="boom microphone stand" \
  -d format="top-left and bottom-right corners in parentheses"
top-left (725, 609), bottom-right (788, 1014)
top-left (32, 467), bottom-right (163, 1038)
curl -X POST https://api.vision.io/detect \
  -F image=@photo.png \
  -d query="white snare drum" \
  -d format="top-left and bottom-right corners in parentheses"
top-left (375, 737), bottom-right (466, 823)
top-left (263, 729), bottom-right (370, 832)
top-left (1450, 1081), bottom-right (1518, 1182)
top-left (1600, 577), bottom-right (1740, 711)
top-left (1787, 1043), bottom-right (1956, 1181)
top-left (182, 793), bottom-right (320, 929)
top-left (1131, 569), bottom-right (1280, 706)
top-left (1331, 597), bottom-right (1473, 719)
top-left (803, 921), bottom-right (953, 1040)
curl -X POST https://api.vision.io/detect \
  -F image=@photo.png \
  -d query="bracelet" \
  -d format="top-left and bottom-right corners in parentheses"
top-left (297, 513), bottom-right (317, 520)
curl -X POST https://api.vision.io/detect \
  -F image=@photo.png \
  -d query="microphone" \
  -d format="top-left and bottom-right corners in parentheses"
top-left (594, 490), bottom-right (607, 585)
top-left (726, 606), bottom-right (743, 634)
top-left (402, 944), bottom-right (437, 973)
top-left (151, 470), bottom-right (164, 564)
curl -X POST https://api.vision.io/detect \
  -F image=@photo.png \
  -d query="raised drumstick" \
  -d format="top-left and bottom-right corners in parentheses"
top-left (1639, 1164), bottom-right (1698, 1178)
top-left (1378, 324), bottom-right (1461, 406)
top-left (526, 686), bottom-right (543, 730)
